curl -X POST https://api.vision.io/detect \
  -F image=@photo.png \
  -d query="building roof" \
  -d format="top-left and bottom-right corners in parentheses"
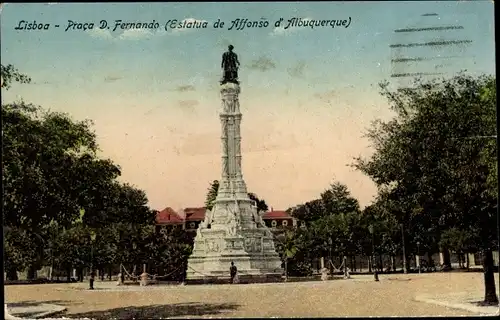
top-left (184, 207), bottom-right (207, 221)
top-left (262, 210), bottom-right (292, 220)
top-left (155, 206), bottom-right (293, 225)
top-left (156, 207), bottom-right (184, 224)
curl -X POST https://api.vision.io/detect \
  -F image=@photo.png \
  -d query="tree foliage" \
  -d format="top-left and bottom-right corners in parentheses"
top-left (353, 73), bottom-right (497, 303)
top-left (284, 181), bottom-right (365, 275)
top-left (2, 64), bottom-right (158, 280)
top-left (1, 64), bottom-right (31, 90)
top-left (204, 180), bottom-right (220, 211)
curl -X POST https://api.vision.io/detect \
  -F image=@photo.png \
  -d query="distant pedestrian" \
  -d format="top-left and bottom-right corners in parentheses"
top-left (230, 261), bottom-right (238, 284)
top-left (89, 271), bottom-right (95, 290)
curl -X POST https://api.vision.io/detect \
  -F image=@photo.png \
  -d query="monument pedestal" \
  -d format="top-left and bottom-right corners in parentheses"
top-left (186, 197), bottom-right (283, 281)
top-left (186, 82), bottom-right (283, 282)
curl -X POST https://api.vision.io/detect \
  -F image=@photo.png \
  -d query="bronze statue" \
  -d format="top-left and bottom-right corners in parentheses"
top-left (221, 45), bottom-right (240, 85)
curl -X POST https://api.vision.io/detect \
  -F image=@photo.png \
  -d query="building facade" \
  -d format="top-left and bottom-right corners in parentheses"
top-left (156, 207), bottom-right (298, 235)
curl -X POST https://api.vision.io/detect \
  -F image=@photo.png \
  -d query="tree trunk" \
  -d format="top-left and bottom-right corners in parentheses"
top-left (66, 268), bottom-right (71, 282)
top-left (27, 265), bottom-right (36, 280)
top-left (482, 249), bottom-right (499, 305)
top-left (378, 255), bottom-right (383, 272)
top-left (108, 266), bottom-right (112, 281)
top-left (284, 258), bottom-right (288, 281)
top-left (466, 253), bottom-right (470, 271)
top-left (427, 252), bottom-right (434, 268)
top-left (80, 268), bottom-right (85, 282)
top-left (6, 267), bottom-right (18, 281)
top-left (391, 255), bottom-right (396, 273)
top-left (100, 268), bottom-right (105, 281)
top-left (343, 256), bottom-right (347, 276)
top-left (443, 249), bottom-right (451, 268)
top-left (368, 256), bottom-right (372, 273)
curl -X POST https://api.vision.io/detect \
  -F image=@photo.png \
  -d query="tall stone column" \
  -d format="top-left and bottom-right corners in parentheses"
top-left (186, 49), bottom-right (283, 280)
top-left (218, 83), bottom-right (247, 198)
top-left (218, 114), bottom-right (230, 199)
top-left (233, 114), bottom-right (247, 197)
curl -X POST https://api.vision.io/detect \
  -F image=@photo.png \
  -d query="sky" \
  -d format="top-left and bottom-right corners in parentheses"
top-left (1, 1), bottom-right (496, 212)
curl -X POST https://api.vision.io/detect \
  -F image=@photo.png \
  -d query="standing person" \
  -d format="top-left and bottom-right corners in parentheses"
top-left (89, 270), bottom-right (95, 290)
top-left (230, 261), bottom-right (237, 284)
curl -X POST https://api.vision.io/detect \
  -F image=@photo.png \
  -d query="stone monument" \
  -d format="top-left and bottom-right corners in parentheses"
top-left (186, 46), bottom-right (283, 281)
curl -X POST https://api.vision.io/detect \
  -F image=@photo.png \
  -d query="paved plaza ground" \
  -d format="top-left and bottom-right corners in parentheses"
top-left (4, 272), bottom-right (499, 318)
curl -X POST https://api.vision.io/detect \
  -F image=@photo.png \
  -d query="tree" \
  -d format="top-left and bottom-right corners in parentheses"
top-left (285, 181), bottom-right (363, 275)
top-left (2, 64), bottom-right (161, 282)
top-left (287, 199), bottom-right (324, 222)
top-left (2, 102), bottom-right (126, 278)
top-left (288, 182), bottom-right (360, 223)
top-left (361, 201), bottom-right (402, 271)
top-left (4, 226), bottom-right (38, 280)
top-left (353, 74), bottom-right (498, 304)
top-left (2, 102), bottom-right (109, 230)
top-left (51, 224), bottom-right (92, 281)
top-left (1, 64), bottom-right (31, 90)
top-left (274, 230), bottom-right (299, 280)
top-left (439, 227), bottom-right (480, 268)
top-left (205, 180), bottom-right (220, 211)
top-left (248, 192), bottom-right (269, 212)
top-left (146, 227), bottom-right (193, 281)
top-left (320, 182), bottom-right (360, 215)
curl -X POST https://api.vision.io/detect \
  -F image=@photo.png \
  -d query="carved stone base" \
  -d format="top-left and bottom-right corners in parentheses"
top-left (186, 202), bottom-right (283, 280)
top-left (186, 234), bottom-right (282, 280)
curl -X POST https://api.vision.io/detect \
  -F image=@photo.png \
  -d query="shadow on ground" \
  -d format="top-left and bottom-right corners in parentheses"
top-left (474, 300), bottom-right (500, 307)
top-left (65, 302), bottom-right (240, 319)
top-left (8, 300), bottom-right (83, 308)
top-left (7, 300), bottom-right (72, 318)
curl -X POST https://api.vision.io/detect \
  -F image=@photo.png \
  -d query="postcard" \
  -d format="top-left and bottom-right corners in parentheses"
top-left (2, 2), bottom-right (498, 319)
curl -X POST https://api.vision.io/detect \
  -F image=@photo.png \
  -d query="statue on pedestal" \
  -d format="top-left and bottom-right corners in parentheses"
top-left (221, 45), bottom-right (240, 85)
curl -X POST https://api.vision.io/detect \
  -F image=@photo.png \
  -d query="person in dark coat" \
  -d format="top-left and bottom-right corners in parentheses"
top-left (230, 261), bottom-right (238, 284)
top-left (89, 270), bottom-right (96, 290)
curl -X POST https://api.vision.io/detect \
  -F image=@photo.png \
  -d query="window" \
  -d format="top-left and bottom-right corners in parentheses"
top-left (189, 222), bottom-right (196, 229)
top-left (282, 220), bottom-right (288, 226)
top-left (271, 220), bottom-right (277, 227)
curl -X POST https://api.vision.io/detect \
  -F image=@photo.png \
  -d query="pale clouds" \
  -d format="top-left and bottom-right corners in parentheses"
top-left (175, 85), bottom-right (196, 92)
top-left (118, 28), bottom-right (154, 40)
top-left (288, 61), bottom-right (306, 78)
top-left (269, 17), bottom-right (312, 36)
top-left (87, 28), bottom-right (113, 40)
top-left (248, 57), bottom-right (276, 72)
top-left (104, 75), bottom-right (123, 83)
